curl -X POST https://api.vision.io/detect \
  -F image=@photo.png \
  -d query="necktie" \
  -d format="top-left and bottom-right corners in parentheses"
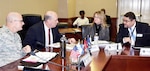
top-left (130, 28), bottom-right (136, 45)
top-left (48, 29), bottom-right (51, 45)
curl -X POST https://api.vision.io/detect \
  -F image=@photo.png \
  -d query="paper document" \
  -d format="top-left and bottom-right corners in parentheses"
top-left (23, 52), bottom-right (58, 63)
top-left (49, 42), bottom-right (60, 48)
top-left (91, 40), bottom-right (110, 47)
top-left (91, 40), bottom-right (110, 44)
top-left (48, 42), bottom-right (76, 50)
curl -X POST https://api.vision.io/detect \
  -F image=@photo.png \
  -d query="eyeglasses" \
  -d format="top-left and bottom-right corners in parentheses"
top-left (14, 20), bottom-right (23, 22)
top-left (122, 20), bottom-right (132, 23)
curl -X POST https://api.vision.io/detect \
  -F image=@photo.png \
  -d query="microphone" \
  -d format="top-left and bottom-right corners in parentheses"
top-left (29, 51), bottom-right (36, 56)
top-left (36, 41), bottom-right (47, 51)
top-left (29, 49), bottom-right (39, 56)
top-left (36, 41), bottom-right (45, 47)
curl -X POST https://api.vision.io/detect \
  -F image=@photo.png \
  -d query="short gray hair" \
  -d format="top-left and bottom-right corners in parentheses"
top-left (44, 15), bottom-right (52, 21)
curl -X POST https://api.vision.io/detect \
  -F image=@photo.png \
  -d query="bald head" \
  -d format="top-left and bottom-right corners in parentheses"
top-left (44, 11), bottom-right (57, 21)
top-left (6, 12), bottom-right (24, 33)
top-left (44, 11), bottom-right (58, 28)
top-left (6, 12), bottom-right (22, 24)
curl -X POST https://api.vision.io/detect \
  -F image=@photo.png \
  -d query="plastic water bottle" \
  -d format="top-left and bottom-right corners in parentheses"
top-left (129, 47), bottom-right (134, 56)
top-left (94, 33), bottom-right (99, 45)
top-left (60, 35), bottom-right (67, 58)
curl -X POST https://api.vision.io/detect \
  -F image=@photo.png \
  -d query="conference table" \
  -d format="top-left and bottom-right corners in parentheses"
top-left (2, 44), bottom-right (150, 71)
top-left (17, 47), bottom-right (110, 71)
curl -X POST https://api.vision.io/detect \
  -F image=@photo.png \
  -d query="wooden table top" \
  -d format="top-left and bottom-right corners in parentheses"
top-left (3, 46), bottom-right (150, 71)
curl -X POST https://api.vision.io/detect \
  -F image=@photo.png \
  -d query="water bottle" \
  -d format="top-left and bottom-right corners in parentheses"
top-left (94, 33), bottom-right (99, 45)
top-left (129, 47), bottom-right (134, 56)
top-left (60, 35), bottom-right (67, 58)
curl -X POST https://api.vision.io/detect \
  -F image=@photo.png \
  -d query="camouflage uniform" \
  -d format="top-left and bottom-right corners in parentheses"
top-left (0, 25), bottom-right (25, 67)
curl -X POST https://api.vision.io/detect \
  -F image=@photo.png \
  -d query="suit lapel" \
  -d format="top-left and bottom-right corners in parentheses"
top-left (135, 22), bottom-right (140, 33)
top-left (40, 22), bottom-right (45, 45)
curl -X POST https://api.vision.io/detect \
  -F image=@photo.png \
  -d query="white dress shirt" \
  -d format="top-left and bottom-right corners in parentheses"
top-left (44, 22), bottom-right (53, 47)
top-left (128, 23), bottom-right (136, 46)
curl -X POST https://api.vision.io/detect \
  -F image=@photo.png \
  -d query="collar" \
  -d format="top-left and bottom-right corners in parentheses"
top-left (43, 21), bottom-right (50, 30)
top-left (130, 22), bottom-right (136, 30)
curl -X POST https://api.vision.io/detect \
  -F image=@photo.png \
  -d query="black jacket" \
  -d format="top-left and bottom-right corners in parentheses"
top-left (23, 21), bottom-right (62, 51)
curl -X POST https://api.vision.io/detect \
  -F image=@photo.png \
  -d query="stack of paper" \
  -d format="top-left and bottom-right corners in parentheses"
top-left (91, 40), bottom-right (110, 47)
top-left (23, 52), bottom-right (58, 63)
top-left (48, 42), bottom-right (76, 50)
top-left (49, 42), bottom-right (60, 48)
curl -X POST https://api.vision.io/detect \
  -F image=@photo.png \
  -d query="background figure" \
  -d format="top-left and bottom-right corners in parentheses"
top-left (23, 11), bottom-right (76, 51)
top-left (101, 8), bottom-right (112, 41)
top-left (101, 8), bottom-right (112, 26)
top-left (0, 12), bottom-right (31, 70)
top-left (116, 12), bottom-right (150, 46)
top-left (73, 10), bottom-right (89, 27)
top-left (82, 11), bottom-right (110, 41)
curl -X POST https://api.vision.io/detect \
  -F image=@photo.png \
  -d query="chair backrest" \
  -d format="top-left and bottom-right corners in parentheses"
top-left (18, 14), bottom-right (42, 41)
top-left (22, 14), bottom-right (42, 30)
top-left (81, 25), bottom-right (90, 39)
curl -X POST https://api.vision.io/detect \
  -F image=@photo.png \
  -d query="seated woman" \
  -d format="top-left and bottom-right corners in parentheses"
top-left (82, 11), bottom-right (110, 41)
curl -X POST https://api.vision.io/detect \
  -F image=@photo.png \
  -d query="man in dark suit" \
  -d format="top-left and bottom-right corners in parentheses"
top-left (101, 8), bottom-right (112, 25)
top-left (116, 12), bottom-right (150, 46)
top-left (23, 11), bottom-right (76, 51)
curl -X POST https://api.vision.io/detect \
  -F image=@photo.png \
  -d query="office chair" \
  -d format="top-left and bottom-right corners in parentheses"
top-left (18, 14), bottom-right (42, 41)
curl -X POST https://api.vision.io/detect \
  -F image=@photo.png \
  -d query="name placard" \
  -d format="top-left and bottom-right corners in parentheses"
top-left (91, 45), bottom-right (100, 52)
top-left (105, 43), bottom-right (122, 51)
top-left (140, 48), bottom-right (150, 56)
top-left (80, 53), bottom-right (92, 67)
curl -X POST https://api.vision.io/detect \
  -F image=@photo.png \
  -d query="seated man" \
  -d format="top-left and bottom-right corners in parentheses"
top-left (116, 11), bottom-right (150, 47)
top-left (73, 10), bottom-right (89, 27)
top-left (0, 12), bottom-right (31, 71)
top-left (23, 11), bottom-right (76, 51)
top-left (101, 8), bottom-right (112, 26)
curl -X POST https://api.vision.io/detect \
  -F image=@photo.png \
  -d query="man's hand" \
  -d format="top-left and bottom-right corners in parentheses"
top-left (68, 38), bottom-right (76, 44)
top-left (123, 37), bottom-right (131, 43)
top-left (23, 45), bottom-right (31, 53)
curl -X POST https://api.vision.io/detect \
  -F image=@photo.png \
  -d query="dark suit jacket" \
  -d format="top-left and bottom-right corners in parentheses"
top-left (106, 15), bottom-right (112, 25)
top-left (23, 21), bottom-right (62, 51)
top-left (116, 21), bottom-right (150, 44)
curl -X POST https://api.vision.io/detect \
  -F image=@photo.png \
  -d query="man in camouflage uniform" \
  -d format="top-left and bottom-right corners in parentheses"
top-left (0, 12), bottom-right (31, 71)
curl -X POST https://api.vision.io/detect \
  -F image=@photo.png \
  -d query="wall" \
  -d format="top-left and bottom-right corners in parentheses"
top-left (0, 0), bottom-right (58, 26)
top-left (68, 0), bottom-right (76, 18)
top-left (75, 0), bottom-right (117, 17)
top-left (58, 0), bottom-right (68, 18)
top-left (0, 0), bottom-right (117, 25)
